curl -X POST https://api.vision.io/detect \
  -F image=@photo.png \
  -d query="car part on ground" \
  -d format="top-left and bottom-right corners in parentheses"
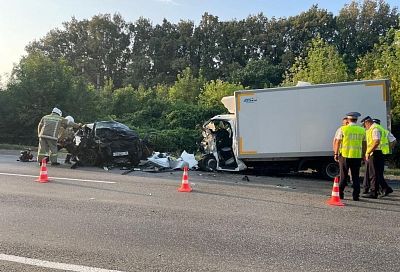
top-left (18, 148), bottom-right (34, 162)
top-left (137, 151), bottom-right (198, 172)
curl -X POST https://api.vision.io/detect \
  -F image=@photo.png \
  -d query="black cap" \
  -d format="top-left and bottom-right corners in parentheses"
top-left (361, 116), bottom-right (372, 124)
top-left (346, 112), bottom-right (361, 119)
top-left (372, 118), bottom-right (381, 124)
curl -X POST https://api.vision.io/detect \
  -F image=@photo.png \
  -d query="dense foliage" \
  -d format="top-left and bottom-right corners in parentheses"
top-left (1, 0), bottom-right (400, 160)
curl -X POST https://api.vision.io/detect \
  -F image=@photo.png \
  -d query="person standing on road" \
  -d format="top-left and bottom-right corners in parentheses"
top-left (361, 117), bottom-right (394, 198)
top-left (37, 107), bottom-right (68, 166)
top-left (333, 117), bottom-right (351, 186)
top-left (333, 112), bottom-right (366, 201)
top-left (372, 119), bottom-right (397, 151)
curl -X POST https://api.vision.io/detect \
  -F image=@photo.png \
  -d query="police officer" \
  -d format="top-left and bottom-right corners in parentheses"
top-left (362, 117), bottom-right (394, 198)
top-left (332, 117), bottom-right (351, 186)
top-left (37, 107), bottom-right (68, 165)
top-left (372, 119), bottom-right (397, 151)
top-left (332, 117), bottom-right (349, 148)
top-left (333, 112), bottom-right (366, 201)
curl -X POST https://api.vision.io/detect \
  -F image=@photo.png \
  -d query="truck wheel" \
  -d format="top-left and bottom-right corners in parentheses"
top-left (200, 155), bottom-right (217, 172)
top-left (319, 161), bottom-right (339, 180)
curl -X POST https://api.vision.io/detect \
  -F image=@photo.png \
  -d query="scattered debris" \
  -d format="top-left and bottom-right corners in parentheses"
top-left (242, 175), bottom-right (250, 182)
top-left (137, 151), bottom-right (198, 172)
top-left (17, 148), bottom-right (35, 162)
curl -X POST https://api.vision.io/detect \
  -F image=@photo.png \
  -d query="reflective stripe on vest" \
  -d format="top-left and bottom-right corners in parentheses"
top-left (40, 114), bottom-right (63, 140)
top-left (341, 125), bottom-right (365, 158)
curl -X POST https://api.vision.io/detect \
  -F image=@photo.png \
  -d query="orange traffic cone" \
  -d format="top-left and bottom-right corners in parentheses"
top-left (178, 166), bottom-right (192, 192)
top-left (36, 158), bottom-right (49, 183)
top-left (326, 177), bottom-right (344, 206)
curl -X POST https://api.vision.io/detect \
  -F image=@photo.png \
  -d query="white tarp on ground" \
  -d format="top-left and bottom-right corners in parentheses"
top-left (144, 150), bottom-right (198, 170)
top-left (179, 150), bottom-right (198, 168)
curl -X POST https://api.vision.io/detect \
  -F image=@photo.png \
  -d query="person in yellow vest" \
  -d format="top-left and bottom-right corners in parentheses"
top-left (333, 112), bottom-right (366, 201)
top-left (37, 107), bottom-right (68, 166)
top-left (372, 119), bottom-right (397, 151)
top-left (332, 117), bottom-right (351, 185)
top-left (371, 118), bottom-right (395, 196)
top-left (361, 117), bottom-right (394, 198)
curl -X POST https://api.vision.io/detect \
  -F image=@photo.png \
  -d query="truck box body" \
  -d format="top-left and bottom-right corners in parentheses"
top-left (235, 80), bottom-right (390, 160)
top-left (199, 79), bottom-right (391, 178)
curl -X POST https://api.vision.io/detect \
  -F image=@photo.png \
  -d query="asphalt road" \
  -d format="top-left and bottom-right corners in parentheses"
top-left (0, 150), bottom-right (399, 272)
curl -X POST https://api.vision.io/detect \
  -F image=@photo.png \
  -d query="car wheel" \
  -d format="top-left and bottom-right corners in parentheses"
top-left (78, 149), bottom-right (99, 166)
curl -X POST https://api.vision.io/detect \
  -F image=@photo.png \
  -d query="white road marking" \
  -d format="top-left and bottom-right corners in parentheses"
top-left (0, 172), bottom-right (116, 184)
top-left (0, 253), bottom-right (124, 272)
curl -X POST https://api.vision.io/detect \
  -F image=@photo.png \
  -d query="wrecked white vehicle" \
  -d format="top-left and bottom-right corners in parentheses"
top-left (199, 80), bottom-right (390, 179)
top-left (198, 116), bottom-right (247, 172)
top-left (72, 121), bottom-right (151, 167)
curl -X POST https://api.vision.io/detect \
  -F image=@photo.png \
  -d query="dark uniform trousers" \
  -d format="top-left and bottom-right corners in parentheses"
top-left (339, 156), bottom-right (361, 198)
top-left (365, 150), bottom-right (389, 196)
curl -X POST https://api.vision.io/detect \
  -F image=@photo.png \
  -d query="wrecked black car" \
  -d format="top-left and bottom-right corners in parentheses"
top-left (72, 121), bottom-right (151, 167)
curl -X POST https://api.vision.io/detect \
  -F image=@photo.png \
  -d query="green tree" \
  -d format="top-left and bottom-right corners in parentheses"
top-left (110, 86), bottom-right (139, 116)
top-left (217, 19), bottom-right (247, 79)
top-left (168, 67), bottom-right (204, 103)
top-left (5, 52), bottom-right (95, 144)
top-left (119, 85), bottom-right (170, 129)
top-left (27, 13), bottom-right (132, 88)
top-left (195, 13), bottom-right (221, 80)
top-left (229, 59), bottom-right (283, 88)
top-left (283, 5), bottom-right (336, 70)
top-left (356, 29), bottom-right (400, 119)
top-left (124, 17), bottom-right (154, 88)
top-left (149, 19), bottom-right (179, 85)
top-left (356, 29), bottom-right (400, 166)
top-left (199, 80), bottom-right (243, 111)
top-left (0, 90), bottom-right (15, 143)
top-left (284, 37), bottom-right (348, 85)
top-left (335, 0), bottom-right (399, 73)
top-left (174, 20), bottom-right (198, 74)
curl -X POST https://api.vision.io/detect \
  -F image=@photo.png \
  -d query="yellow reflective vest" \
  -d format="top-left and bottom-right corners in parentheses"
top-left (340, 125), bottom-right (365, 158)
top-left (38, 113), bottom-right (67, 141)
top-left (366, 124), bottom-right (390, 155)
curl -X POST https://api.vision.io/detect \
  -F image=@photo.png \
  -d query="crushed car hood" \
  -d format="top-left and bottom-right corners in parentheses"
top-left (94, 121), bottom-right (139, 143)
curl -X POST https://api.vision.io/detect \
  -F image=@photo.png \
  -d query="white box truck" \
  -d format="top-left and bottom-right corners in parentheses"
top-left (199, 79), bottom-right (391, 179)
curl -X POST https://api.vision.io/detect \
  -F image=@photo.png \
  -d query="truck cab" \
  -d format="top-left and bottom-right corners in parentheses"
top-left (199, 115), bottom-right (246, 172)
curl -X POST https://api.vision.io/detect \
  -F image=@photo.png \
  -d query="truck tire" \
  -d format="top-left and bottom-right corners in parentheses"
top-left (199, 155), bottom-right (217, 172)
top-left (319, 161), bottom-right (339, 180)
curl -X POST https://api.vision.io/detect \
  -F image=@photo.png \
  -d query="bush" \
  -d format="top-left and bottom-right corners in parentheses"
top-left (138, 128), bottom-right (201, 154)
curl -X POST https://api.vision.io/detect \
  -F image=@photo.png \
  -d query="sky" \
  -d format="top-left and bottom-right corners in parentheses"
top-left (0, 0), bottom-right (399, 82)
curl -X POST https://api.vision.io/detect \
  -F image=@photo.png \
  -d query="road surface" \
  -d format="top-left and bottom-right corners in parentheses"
top-left (0, 150), bottom-right (399, 271)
